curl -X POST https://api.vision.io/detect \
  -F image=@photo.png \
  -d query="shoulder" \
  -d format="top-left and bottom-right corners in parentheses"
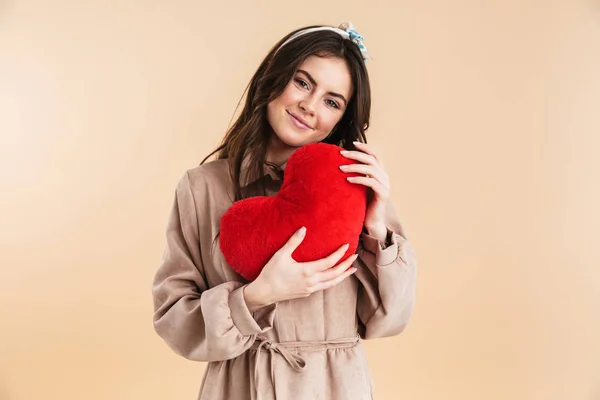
top-left (186, 158), bottom-right (230, 186)
top-left (175, 158), bottom-right (232, 202)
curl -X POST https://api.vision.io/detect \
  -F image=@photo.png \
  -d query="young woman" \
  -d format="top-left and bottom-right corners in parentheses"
top-left (152, 22), bottom-right (417, 400)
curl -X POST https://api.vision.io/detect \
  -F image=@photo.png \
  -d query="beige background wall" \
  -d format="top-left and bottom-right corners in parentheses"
top-left (1, 0), bottom-right (599, 399)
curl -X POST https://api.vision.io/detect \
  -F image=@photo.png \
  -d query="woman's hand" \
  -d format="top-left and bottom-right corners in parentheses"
top-left (244, 227), bottom-right (358, 311)
top-left (339, 141), bottom-right (390, 241)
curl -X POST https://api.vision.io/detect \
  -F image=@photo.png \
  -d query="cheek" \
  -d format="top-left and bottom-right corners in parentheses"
top-left (268, 89), bottom-right (295, 120)
top-left (266, 101), bottom-right (276, 123)
top-left (267, 99), bottom-right (286, 131)
top-left (317, 112), bottom-right (342, 132)
top-left (277, 82), bottom-right (298, 104)
top-left (277, 84), bottom-right (298, 105)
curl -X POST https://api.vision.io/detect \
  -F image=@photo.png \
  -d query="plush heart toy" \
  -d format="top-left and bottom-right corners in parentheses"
top-left (219, 142), bottom-right (368, 281)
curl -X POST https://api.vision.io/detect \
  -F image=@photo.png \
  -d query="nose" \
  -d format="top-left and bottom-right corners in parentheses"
top-left (299, 94), bottom-right (317, 115)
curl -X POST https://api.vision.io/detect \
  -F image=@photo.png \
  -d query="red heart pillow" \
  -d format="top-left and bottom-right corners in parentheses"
top-left (219, 142), bottom-right (367, 281)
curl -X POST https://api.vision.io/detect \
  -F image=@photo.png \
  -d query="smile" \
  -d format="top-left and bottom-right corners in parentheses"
top-left (287, 111), bottom-right (313, 130)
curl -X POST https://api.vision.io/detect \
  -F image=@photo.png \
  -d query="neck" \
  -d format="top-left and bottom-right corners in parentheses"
top-left (265, 133), bottom-right (297, 167)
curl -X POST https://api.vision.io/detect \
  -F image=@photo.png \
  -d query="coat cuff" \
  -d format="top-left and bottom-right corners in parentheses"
top-left (229, 285), bottom-right (277, 336)
top-left (361, 228), bottom-right (400, 267)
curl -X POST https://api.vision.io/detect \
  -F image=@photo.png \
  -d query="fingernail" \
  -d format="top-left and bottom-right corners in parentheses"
top-left (353, 141), bottom-right (361, 145)
top-left (340, 150), bottom-right (349, 154)
top-left (297, 226), bottom-right (306, 237)
top-left (351, 267), bottom-right (358, 273)
top-left (344, 243), bottom-right (350, 250)
top-left (339, 165), bottom-right (349, 170)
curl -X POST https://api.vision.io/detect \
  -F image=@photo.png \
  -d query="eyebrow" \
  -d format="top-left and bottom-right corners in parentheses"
top-left (297, 69), bottom-right (348, 105)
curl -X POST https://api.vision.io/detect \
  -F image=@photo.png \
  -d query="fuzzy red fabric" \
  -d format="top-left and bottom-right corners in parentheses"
top-left (219, 142), bottom-right (368, 281)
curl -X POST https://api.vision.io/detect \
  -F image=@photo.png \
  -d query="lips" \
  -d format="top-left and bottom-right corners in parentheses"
top-left (287, 111), bottom-right (312, 130)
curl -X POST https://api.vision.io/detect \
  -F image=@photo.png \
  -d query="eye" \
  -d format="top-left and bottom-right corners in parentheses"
top-left (326, 99), bottom-right (340, 109)
top-left (294, 78), bottom-right (309, 90)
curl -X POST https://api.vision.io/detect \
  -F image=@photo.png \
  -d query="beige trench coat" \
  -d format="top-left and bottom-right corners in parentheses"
top-left (152, 158), bottom-right (418, 400)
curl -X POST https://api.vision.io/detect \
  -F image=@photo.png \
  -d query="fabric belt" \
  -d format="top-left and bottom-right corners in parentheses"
top-left (250, 334), bottom-right (360, 400)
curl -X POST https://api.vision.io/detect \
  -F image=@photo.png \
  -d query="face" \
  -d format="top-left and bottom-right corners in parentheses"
top-left (266, 55), bottom-right (353, 153)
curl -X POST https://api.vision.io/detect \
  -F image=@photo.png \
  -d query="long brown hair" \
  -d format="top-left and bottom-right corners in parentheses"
top-left (201, 24), bottom-right (372, 201)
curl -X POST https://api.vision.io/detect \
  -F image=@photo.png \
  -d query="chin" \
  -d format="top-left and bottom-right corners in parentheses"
top-left (274, 129), bottom-right (315, 148)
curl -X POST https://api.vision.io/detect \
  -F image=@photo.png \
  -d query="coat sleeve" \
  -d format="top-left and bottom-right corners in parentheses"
top-left (152, 171), bottom-right (277, 362)
top-left (354, 201), bottom-right (418, 339)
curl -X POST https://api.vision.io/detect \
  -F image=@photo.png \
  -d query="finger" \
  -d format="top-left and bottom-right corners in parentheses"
top-left (352, 141), bottom-right (383, 163)
top-left (340, 150), bottom-right (379, 166)
top-left (279, 226), bottom-right (307, 257)
top-left (308, 266), bottom-right (358, 293)
top-left (339, 164), bottom-right (388, 185)
top-left (346, 176), bottom-right (389, 197)
top-left (303, 243), bottom-right (349, 274)
top-left (311, 254), bottom-right (358, 284)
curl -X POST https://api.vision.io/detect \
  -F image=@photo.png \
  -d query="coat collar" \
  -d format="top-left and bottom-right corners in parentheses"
top-left (239, 153), bottom-right (288, 189)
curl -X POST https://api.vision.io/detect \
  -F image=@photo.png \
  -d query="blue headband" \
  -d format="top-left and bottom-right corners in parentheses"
top-left (275, 22), bottom-right (371, 63)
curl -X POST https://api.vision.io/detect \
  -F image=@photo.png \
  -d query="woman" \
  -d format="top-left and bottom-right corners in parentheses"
top-left (152, 22), bottom-right (418, 400)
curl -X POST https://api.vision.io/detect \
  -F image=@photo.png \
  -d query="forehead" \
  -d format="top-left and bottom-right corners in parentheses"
top-left (297, 55), bottom-right (353, 100)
